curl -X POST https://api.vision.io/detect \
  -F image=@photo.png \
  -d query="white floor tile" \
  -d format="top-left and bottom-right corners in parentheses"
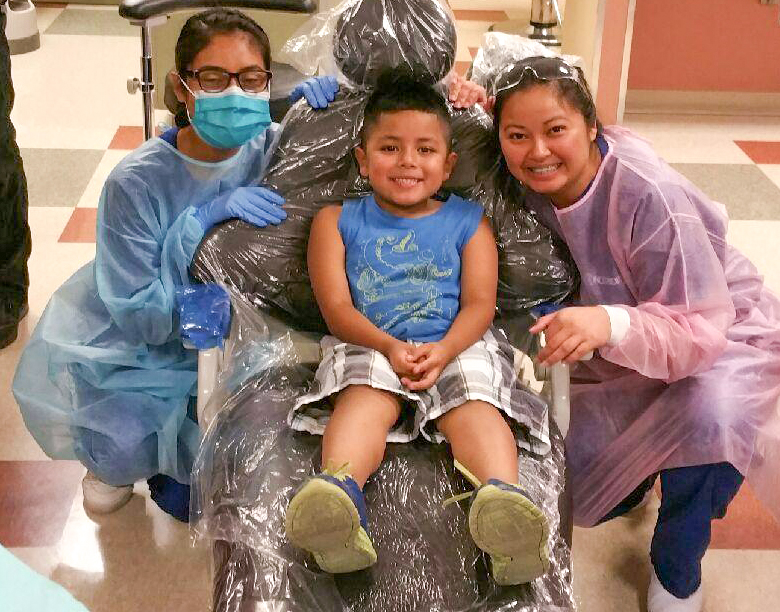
top-left (701, 549), bottom-right (780, 612)
top-left (759, 164), bottom-right (780, 191)
top-left (624, 114), bottom-right (780, 164)
top-left (727, 220), bottom-right (780, 294)
top-left (49, 481), bottom-right (211, 612)
top-left (9, 34), bottom-right (142, 150)
top-left (76, 150), bottom-right (132, 208)
top-left (571, 500), bottom-right (658, 612)
top-left (34, 6), bottom-right (66, 33)
top-left (26, 207), bottom-right (96, 314)
top-left (623, 121), bottom-right (752, 164)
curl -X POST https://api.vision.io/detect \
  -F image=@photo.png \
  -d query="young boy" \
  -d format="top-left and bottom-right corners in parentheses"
top-left (284, 68), bottom-right (551, 585)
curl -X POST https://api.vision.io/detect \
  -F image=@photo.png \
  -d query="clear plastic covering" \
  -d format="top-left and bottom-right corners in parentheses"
top-left (278, 0), bottom-right (456, 87)
top-left (191, 293), bottom-right (575, 612)
top-left (468, 32), bottom-right (585, 97)
top-left (189, 1), bottom-right (579, 609)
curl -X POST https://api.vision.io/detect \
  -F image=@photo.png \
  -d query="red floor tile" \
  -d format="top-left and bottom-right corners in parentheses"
top-left (108, 125), bottom-right (161, 150)
top-left (469, 47), bottom-right (479, 59)
top-left (108, 126), bottom-right (145, 150)
top-left (710, 483), bottom-right (780, 550)
top-left (0, 461), bottom-right (84, 548)
top-left (735, 141), bottom-right (780, 164)
top-left (453, 10), bottom-right (509, 22)
top-left (59, 208), bottom-right (97, 243)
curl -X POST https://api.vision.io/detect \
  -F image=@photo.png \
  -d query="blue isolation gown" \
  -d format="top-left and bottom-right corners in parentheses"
top-left (13, 126), bottom-right (279, 485)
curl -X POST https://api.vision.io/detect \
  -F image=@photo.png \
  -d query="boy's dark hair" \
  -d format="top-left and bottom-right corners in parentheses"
top-left (174, 8), bottom-right (271, 127)
top-left (361, 67), bottom-right (453, 148)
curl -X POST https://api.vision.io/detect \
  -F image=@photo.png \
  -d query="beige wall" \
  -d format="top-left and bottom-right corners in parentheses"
top-left (562, 0), bottom-right (604, 89)
top-left (563, 0), bottom-right (635, 124)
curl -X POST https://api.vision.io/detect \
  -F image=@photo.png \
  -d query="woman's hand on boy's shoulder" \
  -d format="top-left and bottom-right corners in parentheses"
top-left (447, 73), bottom-right (485, 108)
top-left (447, 73), bottom-right (492, 111)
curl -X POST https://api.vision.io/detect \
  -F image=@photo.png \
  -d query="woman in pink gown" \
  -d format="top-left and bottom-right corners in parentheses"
top-left (490, 56), bottom-right (780, 612)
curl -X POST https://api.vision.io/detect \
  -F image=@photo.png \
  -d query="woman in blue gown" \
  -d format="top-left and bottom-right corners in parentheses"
top-left (13, 7), bottom-right (337, 520)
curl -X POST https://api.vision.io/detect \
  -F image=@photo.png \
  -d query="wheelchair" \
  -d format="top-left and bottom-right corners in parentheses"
top-left (120, 0), bottom-right (580, 609)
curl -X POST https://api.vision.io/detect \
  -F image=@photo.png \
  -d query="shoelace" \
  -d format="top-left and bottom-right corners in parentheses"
top-left (443, 460), bottom-right (483, 508)
top-left (321, 460), bottom-right (352, 481)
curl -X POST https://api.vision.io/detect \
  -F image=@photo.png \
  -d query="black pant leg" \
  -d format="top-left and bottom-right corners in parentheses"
top-left (0, 7), bottom-right (32, 325)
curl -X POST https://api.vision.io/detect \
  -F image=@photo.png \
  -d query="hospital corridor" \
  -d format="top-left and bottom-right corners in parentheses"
top-left (2, 1), bottom-right (780, 611)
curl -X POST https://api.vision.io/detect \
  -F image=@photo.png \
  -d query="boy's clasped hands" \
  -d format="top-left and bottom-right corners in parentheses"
top-left (387, 340), bottom-right (453, 391)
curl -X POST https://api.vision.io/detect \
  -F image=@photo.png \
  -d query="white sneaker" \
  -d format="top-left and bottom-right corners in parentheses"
top-left (648, 565), bottom-right (703, 612)
top-left (82, 472), bottom-right (133, 514)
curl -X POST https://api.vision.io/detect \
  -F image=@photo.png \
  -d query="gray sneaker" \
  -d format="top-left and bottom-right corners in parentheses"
top-left (468, 479), bottom-right (550, 585)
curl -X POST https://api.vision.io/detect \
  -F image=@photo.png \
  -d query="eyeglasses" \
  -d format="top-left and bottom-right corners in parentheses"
top-left (516, 56), bottom-right (585, 85)
top-left (495, 55), bottom-right (591, 99)
top-left (182, 67), bottom-right (272, 93)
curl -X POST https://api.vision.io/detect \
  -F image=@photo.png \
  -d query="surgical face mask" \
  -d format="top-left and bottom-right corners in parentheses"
top-left (182, 82), bottom-right (272, 149)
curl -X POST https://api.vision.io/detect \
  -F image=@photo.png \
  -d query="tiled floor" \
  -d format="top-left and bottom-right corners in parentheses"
top-left (1, 3), bottom-right (779, 611)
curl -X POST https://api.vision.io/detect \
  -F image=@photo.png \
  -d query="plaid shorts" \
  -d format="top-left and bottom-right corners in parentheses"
top-left (288, 328), bottom-right (550, 455)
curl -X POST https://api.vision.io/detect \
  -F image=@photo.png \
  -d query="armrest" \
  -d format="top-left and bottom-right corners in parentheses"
top-left (197, 347), bottom-right (223, 427)
top-left (512, 346), bottom-right (571, 439)
top-left (119, 0), bottom-right (317, 21)
top-left (545, 362), bottom-right (570, 438)
top-left (196, 333), bottom-right (320, 429)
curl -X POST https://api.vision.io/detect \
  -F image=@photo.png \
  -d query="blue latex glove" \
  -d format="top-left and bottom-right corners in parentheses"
top-left (194, 186), bottom-right (286, 232)
top-left (289, 76), bottom-right (339, 109)
top-left (176, 283), bottom-right (231, 349)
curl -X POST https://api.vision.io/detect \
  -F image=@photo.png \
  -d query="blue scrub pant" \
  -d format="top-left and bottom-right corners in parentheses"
top-left (74, 396), bottom-right (198, 487)
top-left (600, 462), bottom-right (744, 598)
top-left (75, 397), bottom-right (197, 522)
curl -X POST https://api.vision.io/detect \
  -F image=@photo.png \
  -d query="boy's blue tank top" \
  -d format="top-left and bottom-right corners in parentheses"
top-left (338, 194), bottom-right (484, 342)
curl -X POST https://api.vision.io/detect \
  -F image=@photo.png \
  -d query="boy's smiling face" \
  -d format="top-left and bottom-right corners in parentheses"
top-left (355, 110), bottom-right (458, 217)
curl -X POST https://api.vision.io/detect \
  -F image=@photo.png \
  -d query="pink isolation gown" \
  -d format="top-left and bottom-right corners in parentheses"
top-left (523, 126), bottom-right (780, 526)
